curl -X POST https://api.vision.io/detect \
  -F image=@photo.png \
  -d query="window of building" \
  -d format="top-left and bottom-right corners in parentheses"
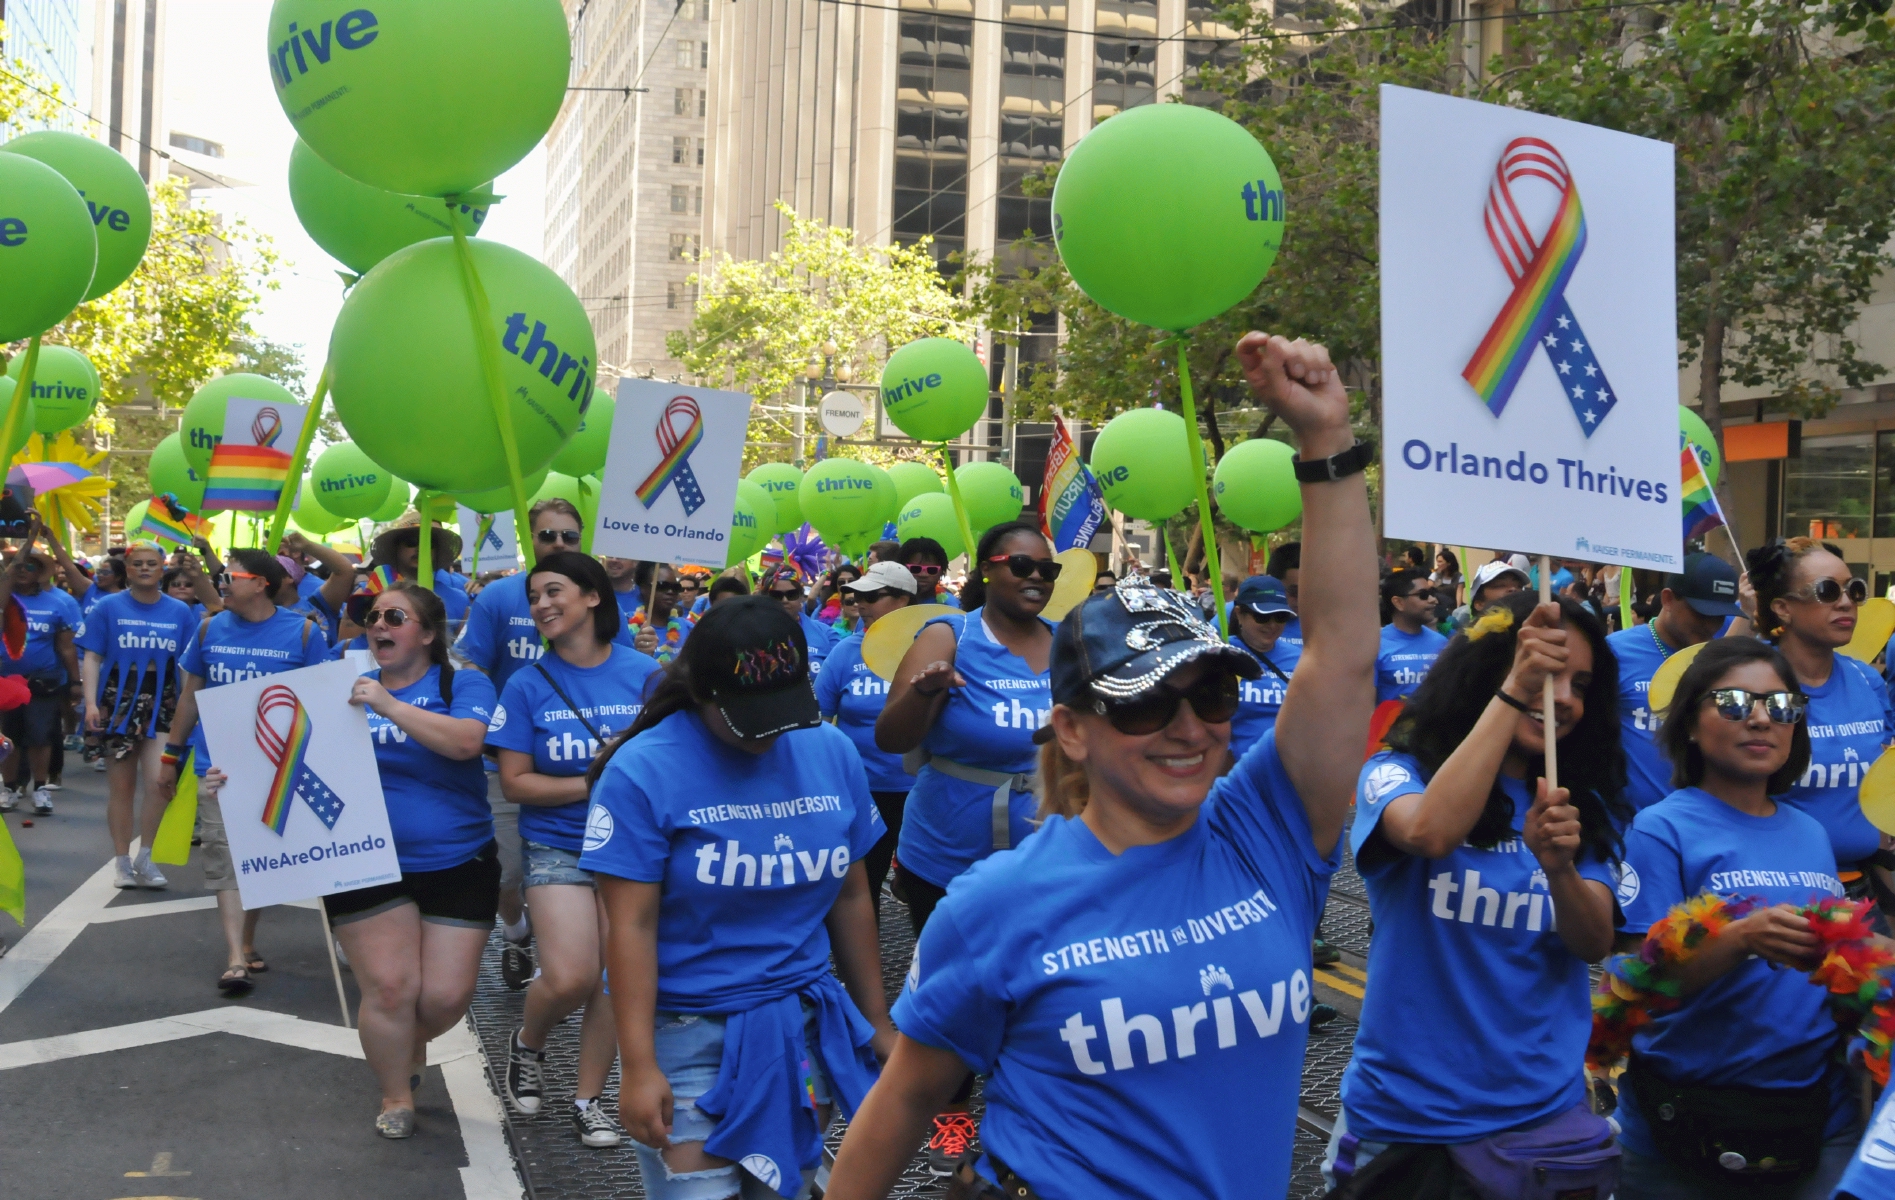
top-left (667, 280), bottom-right (699, 310)
top-left (1093, 0), bottom-right (1158, 123)
top-left (696, 137), bottom-right (706, 165)
top-left (894, 7), bottom-right (974, 266)
top-left (675, 87), bottom-right (696, 116)
top-left (694, 186), bottom-right (704, 214)
top-left (669, 233), bottom-right (700, 261)
top-left (670, 184), bottom-right (690, 213)
top-left (701, 40), bottom-right (710, 68)
top-left (673, 135), bottom-right (690, 164)
top-left (678, 39), bottom-right (696, 68)
top-left (1182, 2), bottom-right (1243, 109)
top-left (1785, 432), bottom-right (1873, 540)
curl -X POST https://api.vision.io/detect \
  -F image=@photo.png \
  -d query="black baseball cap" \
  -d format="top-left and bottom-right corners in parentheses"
top-left (696, 596), bottom-right (822, 738)
top-left (1665, 552), bottom-right (1742, 618)
top-left (1034, 579), bottom-right (1260, 743)
top-left (1234, 575), bottom-right (1295, 617)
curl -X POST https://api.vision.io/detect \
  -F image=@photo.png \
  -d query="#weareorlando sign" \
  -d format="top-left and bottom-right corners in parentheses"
top-left (592, 379), bottom-right (752, 568)
top-left (1380, 86), bottom-right (1683, 569)
top-left (198, 659), bottom-right (398, 911)
top-left (203, 398), bottom-right (308, 512)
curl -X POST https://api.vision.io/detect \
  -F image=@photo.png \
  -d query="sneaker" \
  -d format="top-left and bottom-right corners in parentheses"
top-left (572, 1099), bottom-right (622, 1147)
top-left (30, 788), bottom-right (51, 815)
top-left (82, 743), bottom-right (103, 764)
top-left (1312, 938), bottom-right (1341, 967)
top-left (114, 856), bottom-right (137, 889)
top-left (0, 788), bottom-right (15, 813)
top-left (132, 852), bottom-right (168, 889)
top-left (505, 1030), bottom-right (545, 1115)
top-left (926, 1112), bottom-right (978, 1177)
top-left (90, 756), bottom-right (106, 773)
top-left (1310, 1002), bottom-right (1341, 1030)
top-left (500, 941), bottom-right (534, 991)
top-left (62, 733), bottom-right (81, 752)
top-left (43, 777), bottom-right (61, 791)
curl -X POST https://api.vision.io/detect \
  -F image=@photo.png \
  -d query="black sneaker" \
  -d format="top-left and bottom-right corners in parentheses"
top-left (926, 1112), bottom-right (977, 1177)
top-left (501, 941), bottom-right (534, 991)
top-left (1312, 938), bottom-right (1341, 966)
top-left (572, 1099), bottom-right (622, 1147)
top-left (1310, 1002), bottom-right (1341, 1030)
top-left (505, 1030), bottom-right (545, 1115)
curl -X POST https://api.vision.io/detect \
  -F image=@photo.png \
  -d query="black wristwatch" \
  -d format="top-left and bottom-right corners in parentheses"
top-left (1292, 439), bottom-right (1376, 483)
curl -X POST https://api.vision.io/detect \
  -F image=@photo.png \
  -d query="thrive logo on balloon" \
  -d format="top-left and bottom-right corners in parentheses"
top-left (1240, 181), bottom-right (1284, 223)
top-left (503, 311), bottom-right (595, 413)
top-left (268, 9), bottom-right (380, 88)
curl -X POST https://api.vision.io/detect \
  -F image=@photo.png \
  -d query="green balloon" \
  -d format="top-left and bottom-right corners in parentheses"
top-left (1679, 406), bottom-right (1721, 488)
top-left (735, 478), bottom-right (778, 540)
top-left (799, 457), bottom-right (896, 542)
top-left (954, 461), bottom-right (1026, 533)
top-left (123, 499), bottom-right (149, 539)
top-left (1053, 104), bottom-right (1284, 332)
top-left (7, 343), bottom-right (99, 433)
top-left (268, 0), bottom-right (569, 197)
top-left (881, 338), bottom-right (988, 443)
top-left (330, 238), bottom-right (595, 493)
top-left (369, 477), bottom-right (413, 523)
top-left (451, 467), bottom-right (549, 515)
top-left (1212, 437), bottom-right (1301, 533)
top-left (551, 390), bottom-right (613, 477)
top-left (889, 460), bottom-right (944, 507)
top-left (3, 130), bottom-right (153, 301)
top-left (727, 489), bottom-right (772, 567)
top-left (579, 474), bottom-right (601, 537)
top-left (1091, 407), bottom-right (1196, 520)
top-left (181, 374), bottom-right (301, 476)
top-left (149, 432), bottom-right (207, 512)
top-left (534, 471), bottom-right (585, 510)
top-left (292, 476), bottom-right (348, 535)
top-left (745, 462), bottom-right (805, 534)
top-left (896, 491), bottom-right (965, 561)
top-left (309, 440), bottom-right (394, 519)
top-left (0, 152), bottom-right (95, 342)
top-left (288, 139), bottom-right (488, 275)
top-left (0, 378), bottom-right (35, 461)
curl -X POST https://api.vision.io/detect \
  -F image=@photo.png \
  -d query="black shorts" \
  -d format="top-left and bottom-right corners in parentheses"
top-left (2, 689), bottom-right (65, 749)
top-left (325, 841), bottom-right (501, 929)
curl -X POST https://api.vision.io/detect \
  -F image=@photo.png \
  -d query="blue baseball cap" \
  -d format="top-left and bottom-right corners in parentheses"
top-left (1234, 575), bottom-right (1295, 617)
top-left (1665, 552), bottom-right (1742, 618)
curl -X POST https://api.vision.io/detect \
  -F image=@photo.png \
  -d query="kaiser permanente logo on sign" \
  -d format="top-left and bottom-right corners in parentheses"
top-left (1379, 85), bottom-right (1682, 569)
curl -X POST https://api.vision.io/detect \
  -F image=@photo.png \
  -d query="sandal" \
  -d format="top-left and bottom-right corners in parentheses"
top-left (243, 950), bottom-right (268, 973)
top-left (376, 1107), bottom-right (416, 1139)
top-left (217, 966), bottom-right (253, 995)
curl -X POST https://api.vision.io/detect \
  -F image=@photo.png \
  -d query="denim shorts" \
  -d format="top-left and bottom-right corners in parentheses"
top-left (522, 839), bottom-right (593, 889)
top-left (631, 1004), bottom-right (834, 1200)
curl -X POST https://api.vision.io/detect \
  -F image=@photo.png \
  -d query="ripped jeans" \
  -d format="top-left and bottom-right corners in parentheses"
top-left (631, 1005), bottom-right (835, 1200)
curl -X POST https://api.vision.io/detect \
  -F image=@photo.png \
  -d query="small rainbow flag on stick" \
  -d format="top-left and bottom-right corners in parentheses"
top-left (1680, 445), bottom-right (1729, 544)
top-left (361, 565), bottom-right (399, 595)
top-left (140, 494), bottom-right (202, 546)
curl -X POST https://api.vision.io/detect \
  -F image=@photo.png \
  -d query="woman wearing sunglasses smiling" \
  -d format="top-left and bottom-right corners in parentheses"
top-left (831, 334), bottom-right (1378, 1200)
top-left (1607, 637), bottom-right (1860, 1196)
top-left (1745, 537), bottom-right (1894, 885)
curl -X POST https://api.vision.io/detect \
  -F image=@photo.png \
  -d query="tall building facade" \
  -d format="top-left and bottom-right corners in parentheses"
top-left (1, 0), bottom-right (90, 132)
top-left (91, 0), bottom-right (164, 179)
top-left (545, 0), bottom-right (711, 381)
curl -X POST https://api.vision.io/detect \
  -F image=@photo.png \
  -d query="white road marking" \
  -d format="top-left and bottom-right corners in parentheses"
top-left (0, 856), bottom-right (119, 1017)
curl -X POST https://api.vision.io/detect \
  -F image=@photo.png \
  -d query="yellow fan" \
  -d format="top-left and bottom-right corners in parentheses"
top-left (863, 603), bottom-right (961, 681)
top-left (1861, 749), bottom-right (1895, 835)
top-left (1646, 640), bottom-right (1708, 716)
top-left (1842, 598), bottom-right (1895, 664)
top-left (1041, 547), bottom-right (1100, 623)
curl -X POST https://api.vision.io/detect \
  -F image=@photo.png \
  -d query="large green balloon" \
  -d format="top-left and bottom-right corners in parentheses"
top-left (123, 499), bottom-right (149, 540)
top-left (728, 489), bottom-right (772, 567)
top-left (309, 440), bottom-right (394, 519)
top-left (1679, 406), bottom-right (1721, 488)
top-left (954, 461), bottom-right (1026, 534)
top-left (534, 471), bottom-right (585, 511)
top-left (896, 491), bottom-right (965, 561)
top-left (288, 139), bottom-right (487, 275)
top-left (1091, 407), bottom-right (1196, 520)
top-left (268, 0), bottom-right (570, 197)
top-left (1053, 104), bottom-right (1284, 332)
top-left (7, 343), bottom-right (98, 433)
top-left (551, 390), bottom-right (614, 477)
top-left (148, 432), bottom-right (206, 512)
top-left (881, 338), bottom-right (988, 443)
top-left (889, 460), bottom-right (944, 507)
top-left (180, 374), bottom-right (301, 476)
top-left (330, 238), bottom-right (595, 493)
top-left (292, 477), bottom-right (349, 535)
top-left (0, 153), bottom-right (95, 342)
top-left (745, 462), bottom-right (805, 534)
top-left (3, 130), bottom-right (152, 301)
top-left (799, 458), bottom-right (896, 542)
top-left (735, 478), bottom-right (778, 541)
top-left (451, 467), bottom-right (550, 515)
top-left (1212, 437), bottom-right (1301, 533)
top-left (369, 477), bottom-right (413, 523)
top-left (0, 379), bottom-right (35, 461)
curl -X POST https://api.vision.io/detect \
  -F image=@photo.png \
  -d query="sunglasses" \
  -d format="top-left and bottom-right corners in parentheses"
top-left (1090, 672), bottom-right (1241, 736)
top-left (363, 607), bottom-right (413, 629)
top-left (655, 580), bottom-right (683, 593)
top-left (1703, 687), bottom-right (1807, 725)
top-left (905, 563), bottom-right (944, 577)
top-left (854, 588), bottom-right (905, 603)
top-left (215, 570), bottom-right (263, 587)
top-left (985, 554), bottom-right (1063, 582)
top-left (770, 588), bottom-right (804, 601)
top-left (535, 529), bottom-right (583, 546)
top-left (839, 592), bottom-right (860, 603)
top-left (1788, 578), bottom-right (1868, 605)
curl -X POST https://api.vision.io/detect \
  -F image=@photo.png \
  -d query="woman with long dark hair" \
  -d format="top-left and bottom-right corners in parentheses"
top-left (1611, 637), bottom-right (1858, 1196)
top-left (1326, 589), bottom-right (1628, 1194)
top-left (328, 582), bottom-right (499, 1139)
top-left (581, 596), bottom-right (893, 1200)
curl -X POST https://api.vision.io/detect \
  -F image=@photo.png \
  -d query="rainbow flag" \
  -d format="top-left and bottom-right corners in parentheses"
top-left (140, 494), bottom-right (201, 546)
top-left (203, 444), bottom-right (293, 511)
top-left (1039, 420), bottom-right (1106, 552)
top-left (360, 564), bottom-right (399, 595)
top-left (1680, 445), bottom-right (1726, 543)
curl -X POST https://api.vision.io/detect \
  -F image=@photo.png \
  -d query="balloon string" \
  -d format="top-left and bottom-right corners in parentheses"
top-left (1, 334), bottom-right (42, 479)
top-left (417, 489), bottom-right (434, 592)
top-left (447, 202), bottom-right (536, 572)
top-left (472, 513), bottom-right (493, 577)
top-left (1173, 336), bottom-right (1228, 639)
top-left (938, 443), bottom-right (978, 568)
top-left (266, 359), bottom-right (329, 554)
top-left (576, 476), bottom-right (594, 555)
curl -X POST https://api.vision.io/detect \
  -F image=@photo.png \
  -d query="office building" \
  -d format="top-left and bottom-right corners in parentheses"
top-left (1, 0), bottom-right (91, 132)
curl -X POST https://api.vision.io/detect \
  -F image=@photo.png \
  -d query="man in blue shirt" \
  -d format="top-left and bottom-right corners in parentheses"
top-left (1605, 552), bottom-right (1745, 814)
top-left (1376, 567), bottom-right (1448, 702)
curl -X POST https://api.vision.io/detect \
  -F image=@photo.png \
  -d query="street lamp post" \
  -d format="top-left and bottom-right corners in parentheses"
top-left (799, 340), bottom-right (850, 466)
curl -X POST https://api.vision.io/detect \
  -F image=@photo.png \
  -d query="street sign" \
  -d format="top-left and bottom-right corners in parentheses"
top-left (819, 391), bottom-right (865, 437)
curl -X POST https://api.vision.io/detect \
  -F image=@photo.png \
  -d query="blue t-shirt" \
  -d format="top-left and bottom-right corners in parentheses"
top-left (1615, 787), bottom-right (1848, 1157)
top-left (455, 573), bottom-right (638, 697)
top-left (800, 612), bottom-right (837, 672)
top-left (898, 608), bottom-right (1053, 888)
top-left (366, 665), bottom-right (498, 873)
top-left (80, 582), bottom-right (115, 620)
top-left (295, 573), bottom-right (324, 603)
top-left (76, 591), bottom-right (195, 736)
top-left (1780, 653), bottom-right (1892, 866)
top-left (180, 607), bottom-right (332, 776)
top-left (1607, 623), bottom-right (1677, 815)
top-left (1228, 634), bottom-right (1298, 762)
top-left (4, 586), bottom-right (82, 681)
top-left (1375, 623), bottom-right (1448, 703)
top-left (485, 643), bottom-right (663, 853)
top-left (895, 732), bottom-right (1335, 1200)
top-left (1837, 1084), bottom-right (1895, 1198)
top-left (815, 630), bottom-right (915, 794)
top-left (1341, 751), bottom-right (1620, 1142)
top-left (578, 710), bottom-right (884, 1013)
top-left (290, 592), bottom-right (341, 647)
top-left (1278, 616), bottom-right (1303, 653)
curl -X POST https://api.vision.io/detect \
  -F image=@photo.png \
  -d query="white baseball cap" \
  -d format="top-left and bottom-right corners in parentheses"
top-left (844, 561), bottom-right (918, 595)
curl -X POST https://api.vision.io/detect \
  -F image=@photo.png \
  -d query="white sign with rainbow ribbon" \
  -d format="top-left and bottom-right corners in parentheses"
top-left (592, 379), bottom-right (752, 568)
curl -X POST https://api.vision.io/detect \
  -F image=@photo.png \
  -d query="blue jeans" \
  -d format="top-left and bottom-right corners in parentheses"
top-left (522, 839), bottom-right (593, 889)
top-left (630, 1006), bottom-right (835, 1200)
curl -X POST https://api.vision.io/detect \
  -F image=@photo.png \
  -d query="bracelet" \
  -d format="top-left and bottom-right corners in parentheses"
top-left (1291, 439), bottom-right (1376, 483)
top-left (1493, 689), bottom-right (1534, 715)
top-left (159, 746), bottom-right (183, 768)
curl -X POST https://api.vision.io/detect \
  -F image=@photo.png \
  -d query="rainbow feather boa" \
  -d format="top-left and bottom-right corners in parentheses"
top-left (1588, 893), bottom-right (1895, 1084)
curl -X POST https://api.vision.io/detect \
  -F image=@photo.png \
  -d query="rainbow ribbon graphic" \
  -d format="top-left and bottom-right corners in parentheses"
top-left (635, 396), bottom-right (707, 516)
top-left (1462, 138), bottom-right (1618, 436)
top-left (255, 684), bottom-right (344, 836)
top-left (203, 405), bottom-right (294, 512)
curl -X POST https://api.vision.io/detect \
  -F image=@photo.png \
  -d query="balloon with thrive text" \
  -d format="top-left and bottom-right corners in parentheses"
top-left (310, 440), bottom-right (394, 519)
top-left (734, 478), bottom-right (778, 545)
top-left (369, 477), bottom-right (413, 524)
top-left (7, 344), bottom-right (99, 434)
top-left (1679, 406), bottom-right (1721, 488)
top-left (954, 461), bottom-right (1026, 534)
top-left (292, 476), bottom-right (349, 535)
top-left (149, 432), bottom-right (207, 513)
top-left (728, 487), bottom-right (772, 566)
top-left (0, 153), bottom-right (95, 342)
top-left (288, 139), bottom-right (488, 275)
top-left (799, 458), bottom-right (895, 544)
top-left (2, 130), bottom-right (153, 300)
top-left (1090, 406), bottom-right (1196, 521)
top-left (1212, 437), bottom-right (1301, 533)
top-left (744, 462), bottom-right (805, 534)
top-left (896, 491), bottom-right (966, 562)
top-left (880, 338), bottom-right (988, 443)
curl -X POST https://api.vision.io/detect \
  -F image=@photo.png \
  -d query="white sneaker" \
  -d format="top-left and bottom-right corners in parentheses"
top-left (30, 788), bottom-right (51, 815)
top-left (90, 757), bottom-right (106, 772)
top-left (43, 779), bottom-right (61, 791)
top-left (0, 788), bottom-right (15, 813)
top-left (132, 852), bottom-right (167, 889)
top-left (113, 856), bottom-right (136, 889)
